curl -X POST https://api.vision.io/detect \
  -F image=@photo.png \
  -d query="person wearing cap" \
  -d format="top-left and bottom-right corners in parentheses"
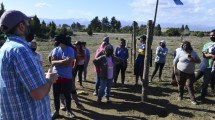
top-left (82, 42), bottom-right (91, 81)
top-left (114, 38), bottom-right (129, 86)
top-left (93, 38), bottom-right (109, 96)
top-left (134, 35), bottom-right (146, 86)
top-left (0, 10), bottom-right (58, 119)
top-left (73, 41), bottom-right (85, 88)
top-left (173, 41), bottom-right (201, 105)
top-left (150, 40), bottom-right (168, 82)
top-left (49, 34), bottom-right (76, 118)
top-left (93, 44), bottom-right (121, 103)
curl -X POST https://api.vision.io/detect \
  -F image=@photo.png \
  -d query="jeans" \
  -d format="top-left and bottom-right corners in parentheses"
top-left (201, 68), bottom-right (213, 98)
top-left (98, 79), bottom-right (113, 101)
top-left (114, 64), bottom-right (127, 84)
top-left (94, 75), bottom-right (100, 93)
top-left (53, 82), bottom-right (72, 112)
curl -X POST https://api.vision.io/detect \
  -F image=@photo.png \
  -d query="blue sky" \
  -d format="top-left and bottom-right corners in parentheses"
top-left (1, 0), bottom-right (215, 30)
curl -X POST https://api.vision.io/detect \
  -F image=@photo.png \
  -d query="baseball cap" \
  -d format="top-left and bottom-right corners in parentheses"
top-left (138, 35), bottom-right (146, 40)
top-left (103, 36), bottom-right (109, 44)
top-left (0, 10), bottom-right (30, 33)
top-left (160, 40), bottom-right (166, 45)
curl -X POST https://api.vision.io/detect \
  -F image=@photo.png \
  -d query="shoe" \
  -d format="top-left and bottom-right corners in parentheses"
top-left (93, 91), bottom-right (98, 96)
top-left (51, 111), bottom-right (60, 119)
top-left (80, 85), bottom-right (84, 89)
top-left (149, 80), bottom-right (152, 83)
top-left (105, 99), bottom-right (112, 104)
top-left (60, 106), bottom-right (66, 111)
top-left (178, 97), bottom-right (183, 101)
top-left (191, 100), bottom-right (198, 105)
top-left (77, 79), bottom-right (79, 82)
top-left (66, 111), bottom-right (76, 118)
top-left (75, 103), bottom-right (85, 110)
top-left (158, 78), bottom-right (162, 82)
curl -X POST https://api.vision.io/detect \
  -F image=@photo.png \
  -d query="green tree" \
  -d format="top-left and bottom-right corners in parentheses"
top-left (185, 25), bottom-right (189, 31)
top-left (89, 16), bottom-right (102, 32)
top-left (138, 24), bottom-right (147, 35)
top-left (163, 28), bottom-right (181, 36)
top-left (154, 24), bottom-right (162, 36)
top-left (87, 25), bottom-right (93, 36)
top-left (40, 20), bottom-right (49, 39)
top-left (110, 16), bottom-right (118, 32)
top-left (48, 21), bottom-right (56, 38)
top-left (115, 21), bottom-right (121, 32)
top-left (101, 17), bottom-right (110, 32)
top-left (180, 25), bottom-right (184, 32)
top-left (121, 26), bottom-right (132, 33)
top-left (30, 15), bottom-right (41, 37)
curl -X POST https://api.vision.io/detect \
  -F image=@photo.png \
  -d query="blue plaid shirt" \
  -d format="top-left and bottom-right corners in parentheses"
top-left (0, 36), bottom-right (51, 120)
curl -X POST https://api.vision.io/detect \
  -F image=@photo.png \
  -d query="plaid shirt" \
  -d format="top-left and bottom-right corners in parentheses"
top-left (0, 36), bottom-right (51, 120)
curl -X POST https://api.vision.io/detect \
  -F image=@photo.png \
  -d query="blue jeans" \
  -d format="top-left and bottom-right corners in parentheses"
top-left (94, 75), bottom-right (100, 93)
top-left (201, 68), bottom-right (213, 98)
top-left (98, 79), bottom-right (113, 101)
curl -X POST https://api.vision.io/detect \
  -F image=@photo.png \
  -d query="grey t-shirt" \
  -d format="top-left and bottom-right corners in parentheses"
top-left (173, 51), bottom-right (200, 74)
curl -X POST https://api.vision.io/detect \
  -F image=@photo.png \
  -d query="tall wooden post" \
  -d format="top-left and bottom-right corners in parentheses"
top-left (130, 34), bottom-right (133, 64)
top-left (141, 20), bottom-right (153, 102)
top-left (133, 21), bottom-right (136, 61)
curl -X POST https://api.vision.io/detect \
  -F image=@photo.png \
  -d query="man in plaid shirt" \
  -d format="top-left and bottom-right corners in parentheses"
top-left (0, 10), bottom-right (58, 120)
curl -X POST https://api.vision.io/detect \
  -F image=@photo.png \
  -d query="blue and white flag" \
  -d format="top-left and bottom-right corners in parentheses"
top-left (173, 0), bottom-right (183, 5)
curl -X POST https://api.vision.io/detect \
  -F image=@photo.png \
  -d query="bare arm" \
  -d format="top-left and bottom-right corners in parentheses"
top-left (30, 70), bottom-right (58, 100)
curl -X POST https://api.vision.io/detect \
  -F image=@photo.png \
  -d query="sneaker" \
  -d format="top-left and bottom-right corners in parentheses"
top-left (75, 103), bottom-right (85, 110)
top-left (106, 99), bottom-right (112, 104)
top-left (191, 100), bottom-right (198, 105)
top-left (51, 111), bottom-right (60, 119)
top-left (66, 111), bottom-right (76, 118)
top-left (93, 91), bottom-right (98, 96)
top-left (178, 97), bottom-right (183, 101)
top-left (77, 79), bottom-right (79, 82)
top-left (60, 106), bottom-right (66, 111)
top-left (158, 79), bottom-right (162, 82)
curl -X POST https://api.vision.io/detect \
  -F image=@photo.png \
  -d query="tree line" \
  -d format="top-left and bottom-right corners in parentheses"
top-left (0, 2), bottom-right (209, 39)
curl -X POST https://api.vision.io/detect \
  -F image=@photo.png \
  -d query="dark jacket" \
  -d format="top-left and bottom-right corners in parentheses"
top-left (93, 55), bottom-right (121, 80)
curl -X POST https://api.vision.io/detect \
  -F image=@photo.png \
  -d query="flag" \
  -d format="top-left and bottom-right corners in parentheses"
top-left (173, 0), bottom-right (183, 5)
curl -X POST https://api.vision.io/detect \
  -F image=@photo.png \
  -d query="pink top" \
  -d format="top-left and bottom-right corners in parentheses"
top-left (106, 56), bottom-right (113, 79)
top-left (94, 42), bottom-right (106, 73)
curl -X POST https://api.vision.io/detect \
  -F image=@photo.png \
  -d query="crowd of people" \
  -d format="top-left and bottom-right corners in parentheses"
top-left (0, 10), bottom-right (215, 119)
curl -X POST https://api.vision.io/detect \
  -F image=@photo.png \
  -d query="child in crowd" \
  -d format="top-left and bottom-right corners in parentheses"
top-left (93, 45), bottom-right (121, 103)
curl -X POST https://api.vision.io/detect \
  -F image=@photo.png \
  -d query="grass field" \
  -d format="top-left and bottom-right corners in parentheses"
top-left (37, 32), bottom-right (215, 120)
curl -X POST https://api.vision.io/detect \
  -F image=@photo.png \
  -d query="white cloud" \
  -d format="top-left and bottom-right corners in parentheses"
top-left (67, 9), bottom-right (94, 19)
top-left (208, 9), bottom-right (215, 16)
top-left (35, 2), bottom-right (49, 8)
top-left (130, 0), bottom-right (215, 25)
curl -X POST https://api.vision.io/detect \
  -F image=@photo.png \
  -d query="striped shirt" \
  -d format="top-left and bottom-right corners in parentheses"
top-left (0, 36), bottom-right (51, 120)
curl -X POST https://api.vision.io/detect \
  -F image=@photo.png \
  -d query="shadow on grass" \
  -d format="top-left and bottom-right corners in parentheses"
top-left (78, 93), bottom-right (193, 119)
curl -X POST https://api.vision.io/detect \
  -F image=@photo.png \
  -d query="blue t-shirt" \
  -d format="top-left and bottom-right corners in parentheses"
top-left (51, 46), bottom-right (75, 79)
top-left (115, 47), bottom-right (128, 63)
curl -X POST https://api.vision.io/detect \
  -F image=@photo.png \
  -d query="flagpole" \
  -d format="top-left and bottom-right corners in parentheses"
top-left (153, 0), bottom-right (159, 29)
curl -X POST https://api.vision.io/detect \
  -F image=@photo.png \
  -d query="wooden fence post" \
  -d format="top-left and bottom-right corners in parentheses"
top-left (141, 20), bottom-right (153, 102)
top-left (133, 21), bottom-right (136, 62)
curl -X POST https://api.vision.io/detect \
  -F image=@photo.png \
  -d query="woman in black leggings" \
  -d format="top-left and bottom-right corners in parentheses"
top-left (150, 40), bottom-right (168, 82)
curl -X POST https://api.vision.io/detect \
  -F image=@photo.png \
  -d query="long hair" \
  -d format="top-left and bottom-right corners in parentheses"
top-left (181, 41), bottom-right (193, 53)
